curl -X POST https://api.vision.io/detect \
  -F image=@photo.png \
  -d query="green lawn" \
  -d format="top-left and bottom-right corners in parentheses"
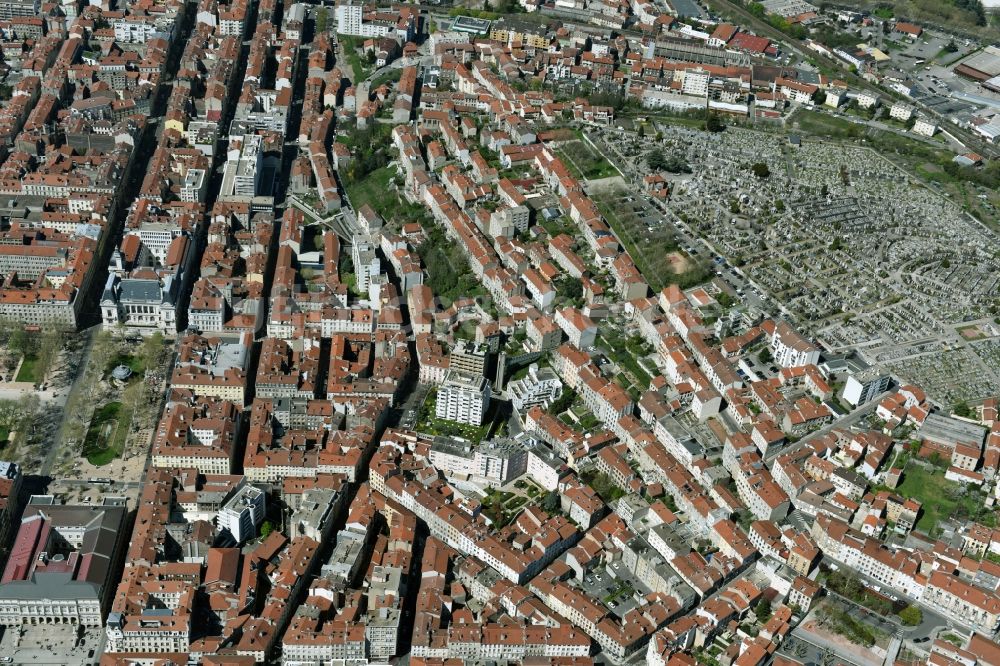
top-left (539, 215), bottom-right (576, 238)
top-left (792, 109), bottom-right (865, 139)
top-left (15, 355), bottom-right (40, 383)
top-left (556, 140), bottom-right (619, 180)
top-left (106, 352), bottom-right (145, 378)
top-left (417, 414), bottom-right (491, 441)
top-left (82, 400), bottom-right (131, 466)
top-left (482, 490), bottom-right (529, 527)
top-left (895, 463), bottom-right (969, 534)
top-left (347, 166), bottom-right (397, 218)
top-left (791, 110), bottom-right (953, 166)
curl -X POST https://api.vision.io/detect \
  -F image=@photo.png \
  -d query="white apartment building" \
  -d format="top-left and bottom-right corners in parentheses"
top-left (855, 91), bottom-right (879, 109)
top-left (912, 116), bottom-right (937, 137)
top-left (526, 444), bottom-right (562, 490)
top-left (435, 371), bottom-right (491, 426)
top-left (428, 436), bottom-right (528, 487)
top-left (889, 102), bottom-right (914, 122)
top-left (554, 307), bottom-right (597, 349)
top-left (507, 364), bottom-right (562, 411)
top-left (770, 321), bottom-right (820, 368)
top-left (681, 69), bottom-right (710, 97)
top-left (335, 1), bottom-right (363, 35)
top-left (351, 234), bottom-right (381, 292)
top-left (923, 571), bottom-right (1000, 633)
top-left (217, 483), bottom-right (266, 543)
top-left (221, 133), bottom-right (263, 198)
top-left (843, 369), bottom-right (891, 406)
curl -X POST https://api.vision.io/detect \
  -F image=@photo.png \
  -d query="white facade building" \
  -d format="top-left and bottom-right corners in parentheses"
top-left (889, 102), bottom-right (914, 122)
top-left (217, 483), bottom-right (266, 543)
top-left (435, 372), bottom-right (491, 426)
top-left (843, 369), bottom-right (891, 406)
top-left (507, 364), bottom-right (562, 411)
top-left (912, 116), bottom-right (937, 137)
top-left (351, 234), bottom-right (381, 293)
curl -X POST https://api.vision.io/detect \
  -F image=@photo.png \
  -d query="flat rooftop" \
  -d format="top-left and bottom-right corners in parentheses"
top-left (450, 15), bottom-right (491, 34)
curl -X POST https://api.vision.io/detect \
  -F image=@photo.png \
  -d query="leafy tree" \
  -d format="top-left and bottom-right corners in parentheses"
top-left (141, 331), bottom-right (168, 374)
top-left (665, 155), bottom-right (691, 174)
top-left (953, 400), bottom-right (972, 418)
top-left (541, 491), bottom-right (560, 513)
top-left (705, 113), bottom-right (725, 132)
top-left (646, 149), bottom-right (668, 171)
top-left (547, 389), bottom-right (576, 415)
top-left (898, 605), bottom-right (922, 626)
top-left (751, 162), bottom-right (771, 179)
top-left (557, 276), bottom-right (583, 303)
top-left (755, 598), bottom-right (773, 623)
top-left (955, 0), bottom-right (986, 25)
top-left (0, 400), bottom-right (18, 429)
top-left (9, 328), bottom-right (37, 358)
top-left (260, 520), bottom-right (274, 538)
top-left (646, 150), bottom-right (690, 174)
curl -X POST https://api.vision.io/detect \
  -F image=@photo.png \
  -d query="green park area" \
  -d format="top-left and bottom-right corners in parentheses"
top-left (593, 188), bottom-right (712, 292)
top-left (481, 488), bottom-right (530, 527)
top-left (106, 351), bottom-right (146, 377)
top-left (14, 355), bottom-right (40, 383)
top-left (816, 604), bottom-right (884, 648)
top-left (81, 400), bottom-right (130, 466)
top-left (556, 139), bottom-right (619, 180)
top-left (598, 329), bottom-right (654, 393)
top-left (346, 165), bottom-right (396, 216)
top-left (416, 224), bottom-right (487, 308)
top-left (894, 461), bottom-right (995, 534)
